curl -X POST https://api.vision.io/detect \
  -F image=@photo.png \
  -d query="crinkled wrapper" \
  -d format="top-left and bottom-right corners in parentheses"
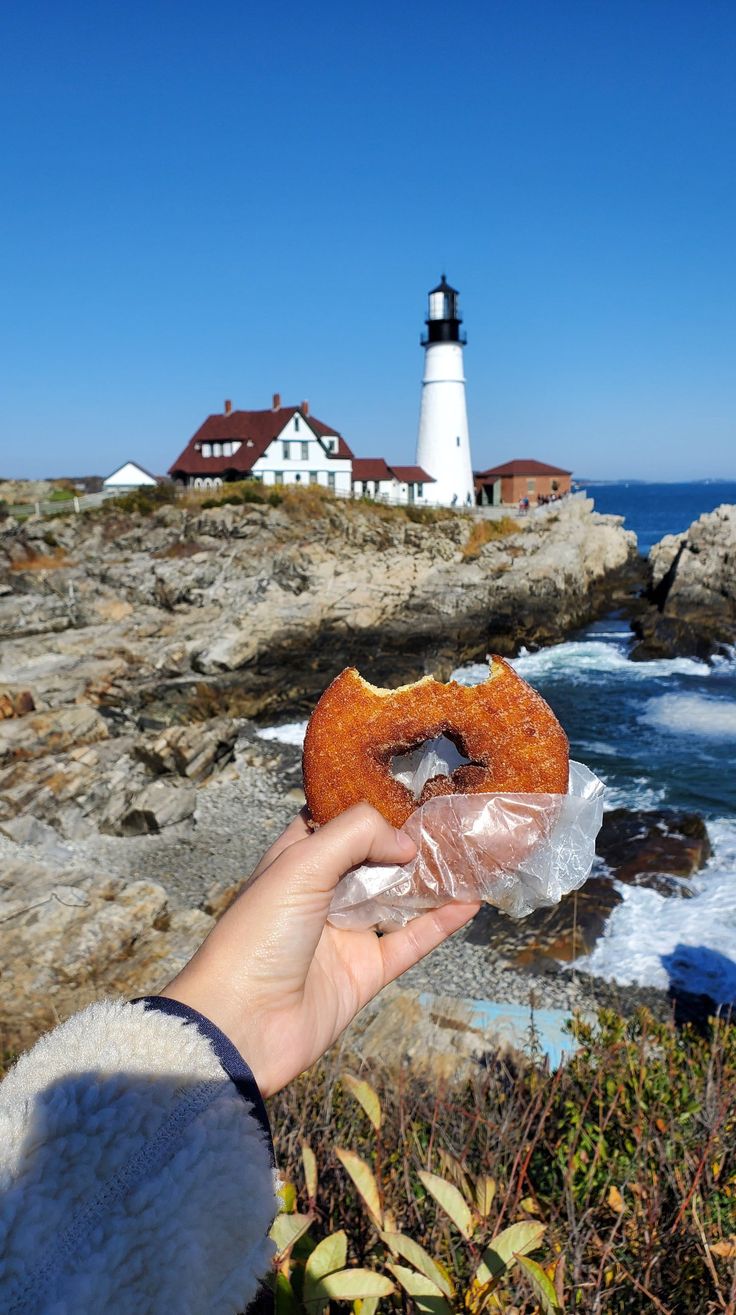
top-left (328, 757), bottom-right (605, 932)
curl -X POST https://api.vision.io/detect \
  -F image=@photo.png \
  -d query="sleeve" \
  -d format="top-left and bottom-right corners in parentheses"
top-left (0, 997), bottom-right (280, 1315)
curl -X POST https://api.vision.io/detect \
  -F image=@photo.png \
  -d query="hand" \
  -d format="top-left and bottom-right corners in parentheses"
top-left (160, 803), bottom-right (480, 1096)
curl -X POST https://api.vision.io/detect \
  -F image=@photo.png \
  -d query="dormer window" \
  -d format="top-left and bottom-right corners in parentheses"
top-left (202, 442), bottom-right (212, 457)
top-left (213, 442), bottom-right (222, 457)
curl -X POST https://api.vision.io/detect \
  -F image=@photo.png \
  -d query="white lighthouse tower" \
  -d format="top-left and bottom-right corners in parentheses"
top-left (415, 275), bottom-right (475, 507)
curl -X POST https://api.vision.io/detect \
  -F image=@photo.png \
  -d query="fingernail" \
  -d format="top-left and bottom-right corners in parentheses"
top-left (395, 828), bottom-right (415, 854)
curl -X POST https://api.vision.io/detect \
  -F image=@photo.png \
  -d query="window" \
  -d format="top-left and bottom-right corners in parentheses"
top-left (310, 471), bottom-right (318, 484)
top-left (324, 438), bottom-right (335, 452)
top-left (282, 441), bottom-right (290, 460)
top-left (294, 416), bottom-right (300, 431)
top-left (295, 473), bottom-right (302, 482)
top-left (301, 442), bottom-right (309, 460)
top-left (527, 479), bottom-right (536, 492)
top-left (456, 436), bottom-right (460, 447)
top-left (417, 483), bottom-right (424, 497)
top-left (328, 472), bottom-right (335, 490)
top-left (213, 442), bottom-right (222, 457)
top-left (202, 443), bottom-right (212, 458)
top-left (274, 472), bottom-right (284, 485)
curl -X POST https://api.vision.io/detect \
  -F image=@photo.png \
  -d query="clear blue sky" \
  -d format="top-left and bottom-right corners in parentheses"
top-left (1, 0), bottom-right (735, 481)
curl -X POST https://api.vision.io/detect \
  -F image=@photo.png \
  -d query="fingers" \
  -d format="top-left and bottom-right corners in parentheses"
top-left (377, 901), bottom-right (481, 986)
top-left (266, 802), bottom-right (417, 900)
top-left (251, 809), bottom-right (311, 880)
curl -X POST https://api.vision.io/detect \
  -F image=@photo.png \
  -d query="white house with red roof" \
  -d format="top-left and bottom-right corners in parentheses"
top-left (169, 394), bottom-right (435, 505)
top-left (169, 395), bottom-right (353, 494)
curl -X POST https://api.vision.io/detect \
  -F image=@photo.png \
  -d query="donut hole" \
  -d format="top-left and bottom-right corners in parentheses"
top-left (390, 733), bottom-right (479, 800)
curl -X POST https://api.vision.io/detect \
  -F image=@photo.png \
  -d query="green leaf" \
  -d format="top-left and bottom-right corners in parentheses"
top-left (418, 1170), bottom-right (475, 1239)
top-left (475, 1175), bottom-right (496, 1219)
top-left (279, 1180), bottom-right (297, 1214)
top-left (380, 1231), bottom-right (455, 1298)
top-left (305, 1270), bottom-right (394, 1306)
top-left (304, 1230), bottom-right (348, 1282)
top-left (336, 1148), bottom-right (383, 1226)
top-left (342, 1073), bottom-right (382, 1131)
top-left (475, 1221), bottom-right (545, 1285)
top-left (275, 1272), bottom-right (299, 1315)
top-left (438, 1148), bottom-right (472, 1199)
top-left (354, 1299), bottom-right (380, 1315)
top-left (302, 1142), bottom-right (318, 1201)
top-left (515, 1254), bottom-right (562, 1314)
top-left (387, 1262), bottom-right (453, 1315)
top-left (269, 1212), bottom-right (314, 1257)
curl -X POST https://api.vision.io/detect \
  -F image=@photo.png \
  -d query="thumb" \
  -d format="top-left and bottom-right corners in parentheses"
top-left (265, 801), bottom-right (416, 902)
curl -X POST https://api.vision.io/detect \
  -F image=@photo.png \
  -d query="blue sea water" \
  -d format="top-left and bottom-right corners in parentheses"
top-left (582, 479), bottom-right (736, 554)
top-left (261, 483), bottom-right (736, 1002)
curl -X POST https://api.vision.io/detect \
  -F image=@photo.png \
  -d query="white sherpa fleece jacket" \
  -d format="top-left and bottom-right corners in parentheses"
top-left (0, 997), bottom-right (279, 1314)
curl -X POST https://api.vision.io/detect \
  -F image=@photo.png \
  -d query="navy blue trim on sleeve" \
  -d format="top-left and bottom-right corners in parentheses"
top-left (129, 996), bottom-right (274, 1166)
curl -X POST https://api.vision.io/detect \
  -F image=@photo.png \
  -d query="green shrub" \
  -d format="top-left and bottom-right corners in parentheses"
top-left (269, 1009), bottom-right (736, 1312)
top-left (106, 483), bottom-right (177, 515)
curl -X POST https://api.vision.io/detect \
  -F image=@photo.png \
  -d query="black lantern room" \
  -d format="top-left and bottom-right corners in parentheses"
top-left (421, 274), bottom-right (467, 346)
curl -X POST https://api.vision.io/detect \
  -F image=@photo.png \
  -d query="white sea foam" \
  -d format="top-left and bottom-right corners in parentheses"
top-left (256, 721), bottom-right (308, 747)
top-left (640, 693), bottom-right (736, 739)
top-left (452, 641), bottom-right (711, 686)
top-left (576, 819), bottom-right (736, 1003)
top-left (598, 775), bottom-right (668, 812)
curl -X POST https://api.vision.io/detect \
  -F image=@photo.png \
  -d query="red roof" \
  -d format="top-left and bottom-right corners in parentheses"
top-left (169, 406), bottom-right (353, 477)
top-left (475, 459), bottom-right (572, 479)
top-left (352, 458), bottom-right (393, 482)
top-left (389, 465), bottom-right (435, 483)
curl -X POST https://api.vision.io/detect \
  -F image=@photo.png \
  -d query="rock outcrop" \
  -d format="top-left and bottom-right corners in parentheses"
top-left (632, 503), bottom-right (736, 660)
top-left (0, 494), bottom-right (640, 729)
top-left (0, 845), bottom-right (213, 1055)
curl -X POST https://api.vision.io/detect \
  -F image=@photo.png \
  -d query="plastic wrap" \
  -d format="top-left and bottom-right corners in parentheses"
top-left (328, 749), bottom-right (605, 932)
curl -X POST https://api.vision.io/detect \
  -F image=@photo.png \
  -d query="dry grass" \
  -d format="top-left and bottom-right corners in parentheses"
top-left (8, 550), bottom-right (74, 571)
top-left (461, 516), bottom-right (517, 559)
top-left (176, 481), bottom-right (462, 526)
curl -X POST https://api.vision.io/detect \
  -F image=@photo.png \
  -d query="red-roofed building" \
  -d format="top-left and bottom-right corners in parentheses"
top-left (170, 394), bottom-right (438, 506)
top-left (168, 395), bottom-right (353, 494)
top-left (475, 459), bottom-right (572, 507)
top-left (352, 459), bottom-right (435, 504)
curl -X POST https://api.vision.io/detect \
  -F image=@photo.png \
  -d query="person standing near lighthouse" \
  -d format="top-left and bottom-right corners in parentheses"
top-left (415, 275), bottom-right (475, 507)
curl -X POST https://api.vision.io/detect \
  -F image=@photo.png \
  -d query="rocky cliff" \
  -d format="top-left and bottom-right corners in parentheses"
top-left (632, 503), bottom-right (736, 660)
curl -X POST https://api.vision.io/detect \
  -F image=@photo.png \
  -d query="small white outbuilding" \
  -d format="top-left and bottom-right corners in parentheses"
top-left (103, 461), bottom-right (160, 490)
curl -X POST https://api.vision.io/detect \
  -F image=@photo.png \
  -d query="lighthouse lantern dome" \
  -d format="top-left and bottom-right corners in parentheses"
top-left (428, 274), bottom-right (460, 322)
top-left (422, 274), bottom-right (467, 345)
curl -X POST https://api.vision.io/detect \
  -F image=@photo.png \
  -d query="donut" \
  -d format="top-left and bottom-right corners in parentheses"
top-left (302, 658), bottom-right (569, 828)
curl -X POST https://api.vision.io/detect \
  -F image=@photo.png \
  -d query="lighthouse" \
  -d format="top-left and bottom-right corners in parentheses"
top-left (415, 275), bottom-right (475, 507)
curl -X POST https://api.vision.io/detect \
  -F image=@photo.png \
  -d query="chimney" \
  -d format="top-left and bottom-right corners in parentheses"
top-left (272, 392), bottom-right (281, 411)
top-left (301, 399), bottom-right (309, 415)
top-left (224, 399), bottom-right (232, 415)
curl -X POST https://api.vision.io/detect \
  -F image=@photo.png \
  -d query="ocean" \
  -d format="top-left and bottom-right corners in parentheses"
top-left (260, 482), bottom-right (736, 1005)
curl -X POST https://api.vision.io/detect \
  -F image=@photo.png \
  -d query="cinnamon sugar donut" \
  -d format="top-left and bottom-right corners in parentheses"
top-left (302, 659), bottom-right (569, 828)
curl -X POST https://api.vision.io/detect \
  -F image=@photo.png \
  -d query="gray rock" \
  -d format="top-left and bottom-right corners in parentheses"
top-left (107, 780), bottom-right (197, 836)
top-left (632, 504), bottom-right (736, 659)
